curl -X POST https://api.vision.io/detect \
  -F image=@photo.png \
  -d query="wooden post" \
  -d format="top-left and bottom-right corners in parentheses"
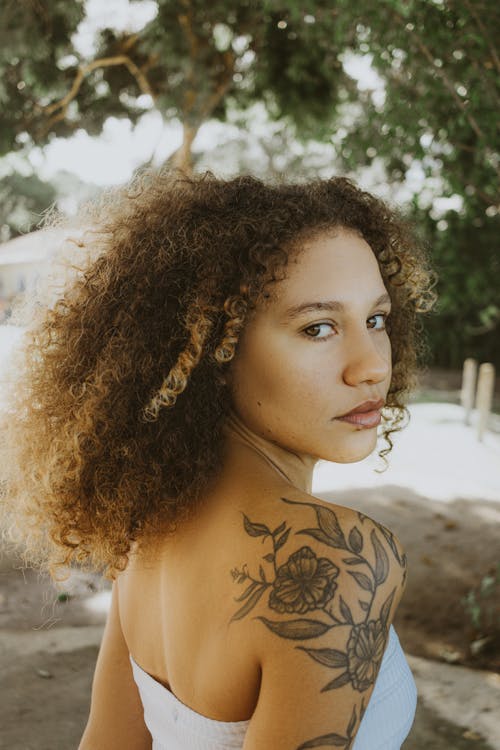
top-left (476, 363), bottom-right (495, 442)
top-left (461, 358), bottom-right (478, 425)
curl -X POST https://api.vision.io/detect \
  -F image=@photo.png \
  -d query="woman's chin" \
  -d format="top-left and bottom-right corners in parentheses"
top-left (323, 437), bottom-right (379, 464)
top-left (329, 452), bottom-right (373, 464)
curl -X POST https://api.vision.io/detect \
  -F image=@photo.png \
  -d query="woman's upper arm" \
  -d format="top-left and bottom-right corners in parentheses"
top-left (78, 579), bottom-right (152, 750)
top-left (234, 502), bottom-right (407, 749)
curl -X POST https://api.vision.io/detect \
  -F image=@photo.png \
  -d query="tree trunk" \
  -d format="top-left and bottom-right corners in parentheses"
top-left (171, 122), bottom-right (198, 174)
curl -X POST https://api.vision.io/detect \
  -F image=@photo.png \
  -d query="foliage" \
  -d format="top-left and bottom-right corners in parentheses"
top-left (328, 0), bottom-right (500, 367)
top-left (461, 562), bottom-right (500, 650)
top-left (337, 0), bottom-right (499, 204)
top-left (0, 1), bottom-right (355, 159)
top-left (412, 205), bottom-right (500, 367)
top-left (0, 171), bottom-right (57, 241)
top-left (0, 0), bottom-right (499, 365)
top-left (0, 0), bottom-right (86, 154)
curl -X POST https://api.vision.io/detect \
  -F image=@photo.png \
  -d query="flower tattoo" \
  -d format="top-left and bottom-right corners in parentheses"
top-left (228, 496), bottom-right (407, 748)
top-left (269, 546), bottom-right (339, 615)
top-left (346, 620), bottom-right (387, 692)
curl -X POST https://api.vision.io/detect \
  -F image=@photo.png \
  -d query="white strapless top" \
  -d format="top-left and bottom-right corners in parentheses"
top-left (129, 624), bottom-right (417, 750)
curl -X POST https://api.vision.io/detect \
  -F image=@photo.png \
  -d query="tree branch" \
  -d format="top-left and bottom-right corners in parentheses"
top-left (178, 0), bottom-right (199, 61)
top-left (418, 49), bottom-right (483, 140)
top-left (468, 56), bottom-right (500, 107)
top-left (177, 0), bottom-right (201, 119)
top-left (199, 50), bottom-right (236, 119)
top-left (42, 52), bottom-right (157, 129)
top-left (461, 0), bottom-right (500, 75)
top-left (391, 10), bottom-right (500, 182)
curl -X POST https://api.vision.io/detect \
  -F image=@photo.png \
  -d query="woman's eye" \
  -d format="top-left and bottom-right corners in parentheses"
top-left (303, 314), bottom-right (390, 342)
top-left (302, 323), bottom-right (335, 342)
top-left (368, 313), bottom-right (389, 330)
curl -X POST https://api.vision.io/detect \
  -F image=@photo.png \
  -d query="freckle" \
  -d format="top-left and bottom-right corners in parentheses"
top-left (257, 401), bottom-right (262, 406)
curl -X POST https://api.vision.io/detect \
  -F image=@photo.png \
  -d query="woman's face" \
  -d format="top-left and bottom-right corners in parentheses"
top-left (227, 227), bottom-right (392, 464)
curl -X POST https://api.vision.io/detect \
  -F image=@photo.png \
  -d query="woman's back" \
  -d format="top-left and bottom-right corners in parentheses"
top-left (117, 480), bottom-right (272, 723)
top-left (114, 442), bottom-right (417, 748)
top-left (116, 448), bottom-right (336, 723)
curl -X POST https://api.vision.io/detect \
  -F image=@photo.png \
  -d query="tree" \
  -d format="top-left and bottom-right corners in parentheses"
top-left (412, 204), bottom-right (500, 368)
top-left (0, 172), bottom-right (57, 241)
top-left (330, 0), bottom-right (500, 368)
top-left (0, 0), bottom-right (358, 172)
top-left (2, 1), bottom-right (498, 184)
top-left (1, 0), bottom-right (499, 366)
top-left (337, 1), bottom-right (499, 208)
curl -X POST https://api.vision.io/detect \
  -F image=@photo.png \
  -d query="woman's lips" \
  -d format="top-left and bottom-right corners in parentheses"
top-left (335, 410), bottom-right (382, 428)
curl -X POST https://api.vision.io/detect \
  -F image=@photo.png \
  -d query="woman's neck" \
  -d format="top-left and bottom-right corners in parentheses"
top-left (220, 409), bottom-right (317, 495)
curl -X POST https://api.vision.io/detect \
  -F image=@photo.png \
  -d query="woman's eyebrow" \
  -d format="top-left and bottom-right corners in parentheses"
top-left (283, 292), bottom-right (392, 320)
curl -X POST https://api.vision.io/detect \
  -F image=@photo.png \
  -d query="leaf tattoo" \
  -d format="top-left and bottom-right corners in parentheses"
top-left (348, 526), bottom-right (363, 554)
top-left (296, 700), bottom-right (366, 749)
top-left (280, 496), bottom-right (349, 550)
top-left (256, 617), bottom-right (332, 640)
top-left (243, 514), bottom-right (271, 538)
top-left (371, 529), bottom-right (389, 585)
top-left (230, 580), bottom-right (268, 621)
top-left (229, 497), bottom-right (403, 746)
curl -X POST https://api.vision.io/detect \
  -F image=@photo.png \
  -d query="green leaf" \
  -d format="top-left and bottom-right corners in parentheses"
top-left (256, 616), bottom-right (332, 640)
top-left (296, 646), bottom-right (348, 668)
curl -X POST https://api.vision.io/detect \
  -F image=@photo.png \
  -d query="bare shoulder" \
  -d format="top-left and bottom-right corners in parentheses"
top-left (229, 488), bottom-right (408, 602)
top-left (227, 490), bottom-right (408, 749)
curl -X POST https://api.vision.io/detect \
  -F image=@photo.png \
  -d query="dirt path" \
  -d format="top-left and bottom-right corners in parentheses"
top-left (319, 485), bottom-right (500, 674)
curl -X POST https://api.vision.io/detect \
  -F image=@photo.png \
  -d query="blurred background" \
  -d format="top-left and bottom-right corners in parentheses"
top-left (0, 0), bottom-right (499, 370)
top-left (0, 1), bottom-right (499, 749)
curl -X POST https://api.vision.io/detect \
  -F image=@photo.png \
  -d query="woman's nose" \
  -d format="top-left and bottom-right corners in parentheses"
top-left (341, 331), bottom-right (391, 386)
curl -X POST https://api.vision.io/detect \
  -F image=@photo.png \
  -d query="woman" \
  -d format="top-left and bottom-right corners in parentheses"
top-left (0, 170), bottom-right (435, 749)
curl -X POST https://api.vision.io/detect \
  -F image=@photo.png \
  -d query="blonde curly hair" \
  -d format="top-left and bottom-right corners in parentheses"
top-left (0, 168), bottom-right (436, 580)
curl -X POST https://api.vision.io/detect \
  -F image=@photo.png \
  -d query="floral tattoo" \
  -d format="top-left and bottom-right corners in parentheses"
top-left (229, 496), bottom-right (407, 749)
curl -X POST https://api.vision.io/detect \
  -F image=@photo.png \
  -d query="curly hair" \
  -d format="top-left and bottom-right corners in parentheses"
top-left (0, 168), bottom-right (436, 581)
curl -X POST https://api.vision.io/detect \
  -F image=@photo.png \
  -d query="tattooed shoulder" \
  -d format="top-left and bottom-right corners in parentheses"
top-left (228, 493), bottom-right (408, 750)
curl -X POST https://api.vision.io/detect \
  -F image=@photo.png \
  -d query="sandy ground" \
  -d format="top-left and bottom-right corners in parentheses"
top-left (1, 325), bottom-right (499, 749)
